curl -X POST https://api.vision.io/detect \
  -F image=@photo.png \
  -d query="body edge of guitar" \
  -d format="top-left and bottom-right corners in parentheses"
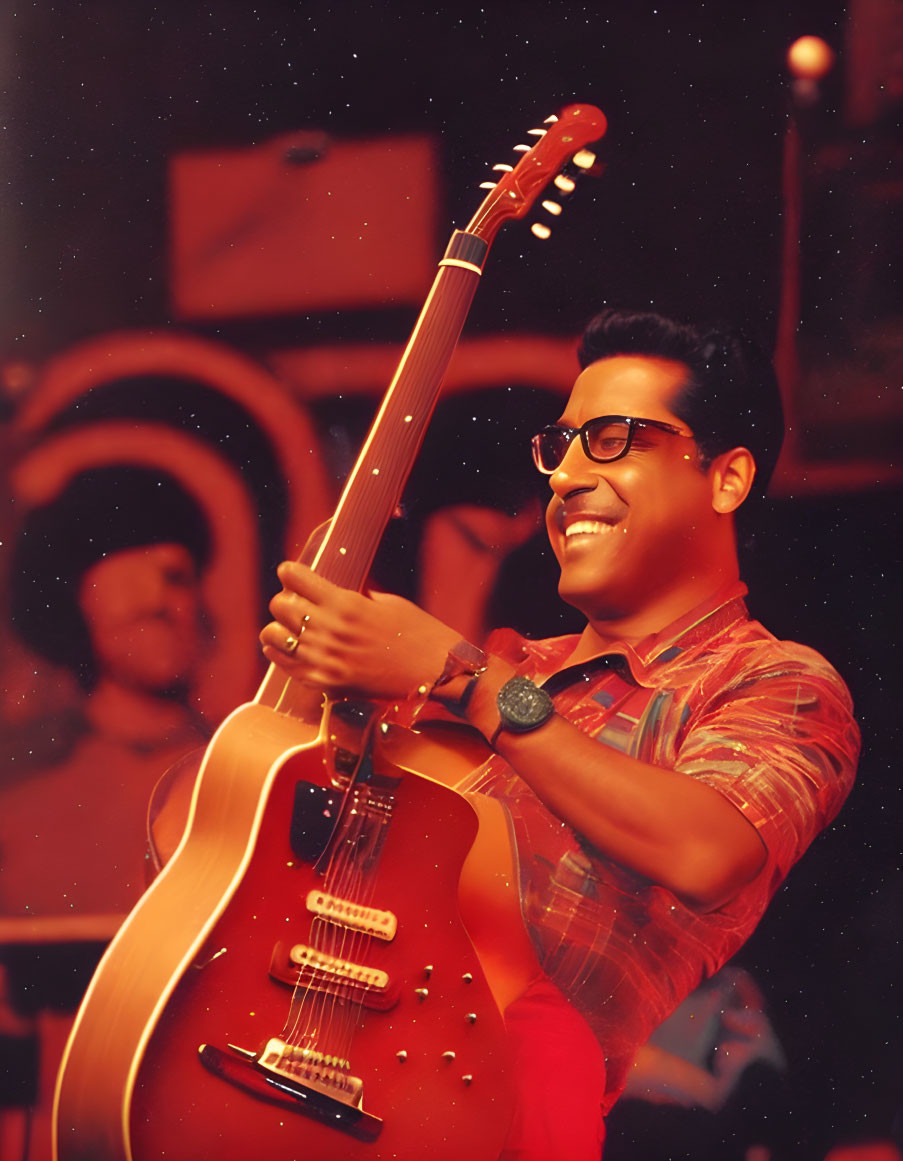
top-left (53, 700), bottom-right (516, 1161)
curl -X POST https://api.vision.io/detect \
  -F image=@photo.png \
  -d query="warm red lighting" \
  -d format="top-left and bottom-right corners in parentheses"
top-left (787, 35), bottom-right (835, 80)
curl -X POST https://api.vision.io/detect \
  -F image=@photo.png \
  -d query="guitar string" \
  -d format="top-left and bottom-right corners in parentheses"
top-left (318, 791), bottom-right (386, 1071)
top-left (274, 682), bottom-right (344, 1061)
top-left (281, 832), bottom-right (348, 1055)
top-left (315, 803), bottom-right (374, 1080)
top-left (270, 690), bottom-right (403, 1078)
top-left (321, 798), bottom-right (374, 1067)
top-left (280, 808), bottom-right (348, 1057)
top-left (279, 791), bottom-right (374, 1080)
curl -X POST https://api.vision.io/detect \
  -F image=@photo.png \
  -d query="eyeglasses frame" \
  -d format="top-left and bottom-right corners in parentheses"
top-left (531, 414), bottom-right (695, 475)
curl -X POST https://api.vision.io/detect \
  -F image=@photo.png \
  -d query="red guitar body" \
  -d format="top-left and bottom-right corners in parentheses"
top-left (55, 702), bottom-right (515, 1161)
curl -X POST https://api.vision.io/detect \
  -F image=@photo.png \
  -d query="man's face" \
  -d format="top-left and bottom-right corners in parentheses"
top-left (544, 354), bottom-right (721, 624)
top-left (78, 542), bottom-right (203, 693)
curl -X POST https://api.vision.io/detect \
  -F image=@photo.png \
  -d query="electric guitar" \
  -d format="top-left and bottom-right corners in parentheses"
top-left (53, 103), bottom-right (607, 1161)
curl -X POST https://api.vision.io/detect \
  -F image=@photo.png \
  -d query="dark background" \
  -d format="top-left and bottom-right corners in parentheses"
top-left (2, 2), bottom-right (900, 1157)
top-left (3, 0), bottom-right (860, 352)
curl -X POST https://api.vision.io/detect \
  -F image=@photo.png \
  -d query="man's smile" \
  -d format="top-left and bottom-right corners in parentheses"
top-left (564, 518), bottom-right (620, 540)
top-left (550, 500), bottom-right (627, 550)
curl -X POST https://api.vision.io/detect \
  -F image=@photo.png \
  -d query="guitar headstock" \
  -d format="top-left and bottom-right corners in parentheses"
top-left (465, 104), bottom-right (607, 244)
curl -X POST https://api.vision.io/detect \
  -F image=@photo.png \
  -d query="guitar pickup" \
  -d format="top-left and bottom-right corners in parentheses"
top-left (199, 1038), bottom-right (382, 1142)
top-left (269, 941), bottom-right (399, 1010)
top-left (306, 889), bottom-right (397, 940)
top-left (289, 943), bottom-right (389, 991)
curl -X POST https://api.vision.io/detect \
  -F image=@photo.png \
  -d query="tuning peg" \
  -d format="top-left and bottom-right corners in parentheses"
top-left (531, 222), bottom-right (552, 240)
top-left (513, 144), bottom-right (531, 153)
top-left (543, 114), bottom-right (559, 123)
top-left (572, 149), bottom-right (596, 170)
top-left (527, 128), bottom-right (547, 137)
top-left (492, 163), bottom-right (514, 172)
top-left (554, 174), bottom-right (577, 194)
top-left (541, 199), bottom-right (562, 216)
top-left (478, 181), bottom-right (497, 190)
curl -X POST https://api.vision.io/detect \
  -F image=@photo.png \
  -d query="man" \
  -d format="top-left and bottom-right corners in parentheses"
top-left (260, 309), bottom-right (859, 1159)
top-left (2, 466), bottom-right (212, 915)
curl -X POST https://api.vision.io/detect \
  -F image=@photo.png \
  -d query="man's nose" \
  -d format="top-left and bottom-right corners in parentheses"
top-left (548, 435), bottom-right (600, 498)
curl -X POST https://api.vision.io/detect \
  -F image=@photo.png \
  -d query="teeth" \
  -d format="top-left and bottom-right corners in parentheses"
top-left (565, 520), bottom-right (612, 538)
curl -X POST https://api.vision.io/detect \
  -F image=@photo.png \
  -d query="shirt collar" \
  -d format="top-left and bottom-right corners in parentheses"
top-left (520, 581), bottom-right (751, 687)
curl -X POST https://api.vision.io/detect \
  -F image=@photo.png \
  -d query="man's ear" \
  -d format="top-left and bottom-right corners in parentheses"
top-left (709, 447), bottom-right (756, 514)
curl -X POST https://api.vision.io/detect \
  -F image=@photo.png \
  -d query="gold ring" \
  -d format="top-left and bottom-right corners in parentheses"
top-left (283, 613), bottom-right (312, 656)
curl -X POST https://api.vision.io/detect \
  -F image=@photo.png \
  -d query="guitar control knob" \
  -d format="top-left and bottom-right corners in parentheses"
top-left (442, 1050), bottom-right (456, 1062)
top-left (396, 1050), bottom-right (408, 1062)
top-left (465, 1012), bottom-right (477, 1024)
top-left (462, 1074), bottom-right (474, 1085)
top-left (414, 988), bottom-right (429, 1001)
top-left (424, 964), bottom-right (434, 978)
top-left (461, 972), bottom-right (473, 984)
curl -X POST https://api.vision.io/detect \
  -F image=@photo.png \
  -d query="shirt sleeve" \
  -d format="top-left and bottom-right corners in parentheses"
top-left (673, 643), bottom-right (859, 886)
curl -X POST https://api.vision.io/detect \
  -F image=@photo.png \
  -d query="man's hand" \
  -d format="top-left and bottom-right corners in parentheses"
top-left (259, 562), bottom-right (461, 702)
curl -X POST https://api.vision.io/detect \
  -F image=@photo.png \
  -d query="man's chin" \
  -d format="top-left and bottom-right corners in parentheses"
top-left (557, 571), bottom-right (639, 624)
top-left (557, 579), bottom-right (610, 622)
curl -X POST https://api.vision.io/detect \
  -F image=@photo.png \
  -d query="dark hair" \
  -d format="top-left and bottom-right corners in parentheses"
top-left (577, 308), bottom-right (785, 514)
top-left (11, 466), bottom-right (211, 688)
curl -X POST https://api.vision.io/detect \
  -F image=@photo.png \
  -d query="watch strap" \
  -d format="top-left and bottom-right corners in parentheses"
top-left (429, 639), bottom-right (489, 718)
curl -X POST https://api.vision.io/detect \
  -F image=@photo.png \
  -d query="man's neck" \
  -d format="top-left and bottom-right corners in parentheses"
top-left (566, 569), bottom-right (741, 666)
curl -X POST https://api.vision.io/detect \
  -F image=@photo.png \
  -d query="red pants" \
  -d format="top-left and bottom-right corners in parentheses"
top-left (499, 978), bottom-right (607, 1161)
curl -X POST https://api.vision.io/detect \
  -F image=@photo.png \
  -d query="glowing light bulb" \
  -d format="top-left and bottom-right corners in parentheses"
top-left (787, 35), bottom-right (835, 80)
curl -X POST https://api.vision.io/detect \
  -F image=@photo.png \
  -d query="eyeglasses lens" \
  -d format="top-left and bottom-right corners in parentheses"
top-left (532, 428), bottom-right (569, 473)
top-left (532, 420), bottom-right (632, 472)
top-left (585, 419), bottom-right (631, 462)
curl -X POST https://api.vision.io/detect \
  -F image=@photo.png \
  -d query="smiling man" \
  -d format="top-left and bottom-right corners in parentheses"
top-left (261, 309), bottom-right (859, 1160)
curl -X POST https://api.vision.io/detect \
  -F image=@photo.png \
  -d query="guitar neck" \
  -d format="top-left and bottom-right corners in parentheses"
top-left (310, 231), bottom-right (489, 592)
top-left (256, 230), bottom-right (488, 711)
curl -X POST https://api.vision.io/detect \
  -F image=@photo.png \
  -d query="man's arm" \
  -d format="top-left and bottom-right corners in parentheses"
top-left (261, 562), bottom-right (767, 912)
top-left (466, 677), bottom-right (767, 911)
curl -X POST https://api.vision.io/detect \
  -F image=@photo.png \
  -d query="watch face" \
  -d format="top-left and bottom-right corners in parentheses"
top-left (497, 675), bottom-right (554, 732)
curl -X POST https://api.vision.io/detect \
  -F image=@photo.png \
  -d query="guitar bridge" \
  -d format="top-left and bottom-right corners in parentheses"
top-left (199, 1038), bottom-right (382, 1141)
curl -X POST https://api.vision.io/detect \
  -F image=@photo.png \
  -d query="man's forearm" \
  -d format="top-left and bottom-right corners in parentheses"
top-left (459, 658), bottom-right (767, 911)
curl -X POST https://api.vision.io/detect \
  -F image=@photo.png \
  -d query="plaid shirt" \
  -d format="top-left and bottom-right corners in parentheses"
top-left (459, 581), bottom-right (859, 1106)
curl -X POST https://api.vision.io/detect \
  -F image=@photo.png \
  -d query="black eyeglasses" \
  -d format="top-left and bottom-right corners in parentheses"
top-left (531, 415), bottom-right (694, 474)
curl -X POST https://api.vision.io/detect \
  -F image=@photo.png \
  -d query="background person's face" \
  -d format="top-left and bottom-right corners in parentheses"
top-left (78, 542), bottom-right (203, 693)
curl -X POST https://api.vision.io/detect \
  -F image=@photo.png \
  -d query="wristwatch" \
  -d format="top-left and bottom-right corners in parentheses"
top-left (491, 675), bottom-right (555, 746)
